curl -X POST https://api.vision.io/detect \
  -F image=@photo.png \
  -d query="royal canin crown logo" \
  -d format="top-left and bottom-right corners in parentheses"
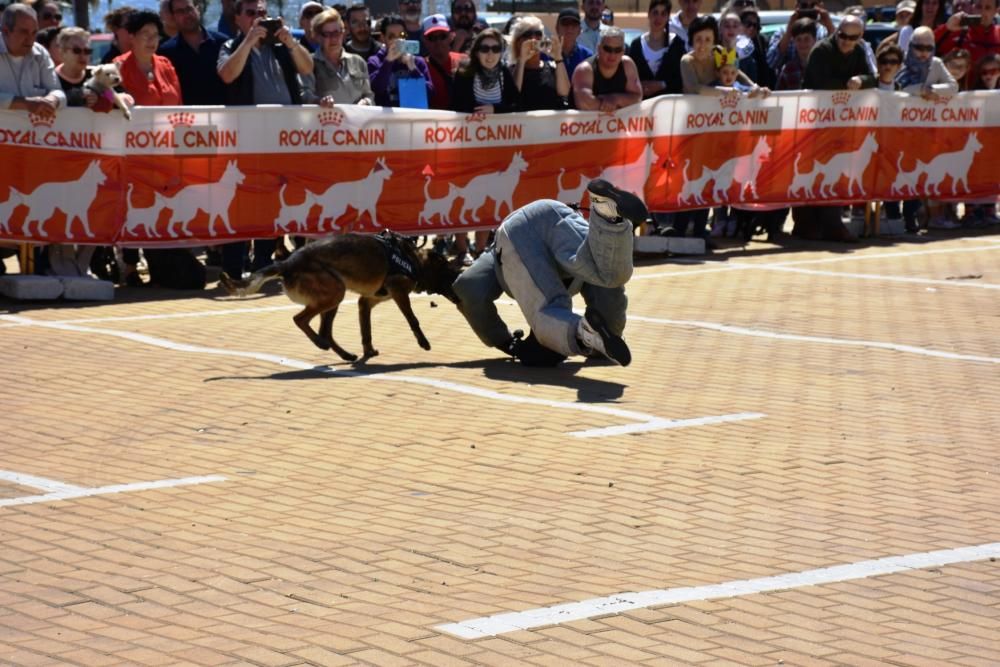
top-left (167, 112), bottom-right (195, 127)
top-left (318, 109), bottom-right (345, 126)
top-left (464, 112), bottom-right (485, 123)
top-left (719, 90), bottom-right (741, 109)
top-left (832, 91), bottom-right (851, 105)
top-left (933, 94), bottom-right (953, 105)
top-left (28, 112), bottom-right (54, 128)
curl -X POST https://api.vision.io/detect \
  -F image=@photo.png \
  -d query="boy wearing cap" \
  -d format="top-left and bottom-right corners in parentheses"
top-left (422, 13), bottom-right (463, 109)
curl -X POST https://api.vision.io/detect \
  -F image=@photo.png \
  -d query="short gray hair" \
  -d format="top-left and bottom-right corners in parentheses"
top-left (598, 26), bottom-right (625, 45)
top-left (56, 26), bottom-right (89, 50)
top-left (2, 3), bottom-right (38, 31)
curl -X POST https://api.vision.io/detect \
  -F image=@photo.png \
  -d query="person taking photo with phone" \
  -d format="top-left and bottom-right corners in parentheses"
top-left (367, 14), bottom-right (432, 107)
top-left (768, 0), bottom-right (835, 72)
top-left (935, 0), bottom-right (1000, 87)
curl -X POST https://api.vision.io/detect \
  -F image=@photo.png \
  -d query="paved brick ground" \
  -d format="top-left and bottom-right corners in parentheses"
top-left (2, 232), bottom-right (999, 666)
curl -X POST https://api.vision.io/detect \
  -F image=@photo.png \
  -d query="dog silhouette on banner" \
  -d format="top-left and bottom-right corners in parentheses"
top-left (155, 160), bottom-right (245, 238)
top-left (313, 157), bottom-right (392, 231)
top-left (16, 160), bottom-right (105, 239)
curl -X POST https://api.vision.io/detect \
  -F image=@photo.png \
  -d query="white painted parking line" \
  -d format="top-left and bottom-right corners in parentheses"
top-left (435, 542), bottom-right (1000, 639)
top-left (0, 471), bottom-right (227, 508)
top-left (628, 315), bottom-right (1000, 365)
top-left (1, 315), bottom-right (761, 439)
top-left (743, 264), bottom-right (1000, 289)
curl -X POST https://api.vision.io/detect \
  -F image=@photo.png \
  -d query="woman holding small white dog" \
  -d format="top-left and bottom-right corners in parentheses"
top-left (54, 27), bottom-right (134, 112)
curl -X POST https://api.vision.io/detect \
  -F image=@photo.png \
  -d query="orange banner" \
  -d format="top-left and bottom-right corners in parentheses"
top-left (1, 90), bottom-right (997, 246)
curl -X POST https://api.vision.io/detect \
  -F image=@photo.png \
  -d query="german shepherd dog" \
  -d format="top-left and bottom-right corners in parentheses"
top-left (219, 231), bottom-right (462, 361)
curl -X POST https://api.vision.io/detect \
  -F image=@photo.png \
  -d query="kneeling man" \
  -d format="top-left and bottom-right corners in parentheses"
top-left (453, 179), bottom-right (646, 367)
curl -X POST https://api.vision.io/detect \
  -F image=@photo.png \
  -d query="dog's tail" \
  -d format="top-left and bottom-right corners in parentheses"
top-left (219, 263), bottom-right (283, 296)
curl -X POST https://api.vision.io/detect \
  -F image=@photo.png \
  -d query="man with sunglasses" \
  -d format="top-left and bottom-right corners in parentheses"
top-left (0, 3), bottom-right (65, 119)
top-left (803, 14), bottom-right (874, 90)
top-left (33, 0), bottom-right (61, 29)
top-left (572, 27), bottom-right (641, 111)
top-left (767, 0), bottom-right (835, 71)
top-left (422, 13), bottom-right (462, 109)
top-left (158, 0), bottom-right (229, 105)
top-left (343, 6), bottom-right (380, 59)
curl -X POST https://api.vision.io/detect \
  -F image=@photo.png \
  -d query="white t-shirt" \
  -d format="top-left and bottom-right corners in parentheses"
top-left (641, 34), bottom-right (668, 73)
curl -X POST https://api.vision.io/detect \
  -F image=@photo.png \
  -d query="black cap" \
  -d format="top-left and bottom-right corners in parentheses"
top-left (557, 8), bottom-right (581, 23)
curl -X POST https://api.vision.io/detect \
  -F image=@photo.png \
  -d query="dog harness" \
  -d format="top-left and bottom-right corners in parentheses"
top-left (373, 231), bottom-right (419, 295)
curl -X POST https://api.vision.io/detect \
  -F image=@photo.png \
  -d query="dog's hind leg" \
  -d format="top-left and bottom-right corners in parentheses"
top-left (293, 305), bottom-right (331, 351)
top-left (318, 305), bottom-right (357, 361)
top-left (388, 285), bottom-right (430, 351)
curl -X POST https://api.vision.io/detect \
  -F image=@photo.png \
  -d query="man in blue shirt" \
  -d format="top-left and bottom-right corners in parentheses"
top-left (158, 0), bottom-right (229, 104)
top-left (556, 8), bottom-right (593, 76)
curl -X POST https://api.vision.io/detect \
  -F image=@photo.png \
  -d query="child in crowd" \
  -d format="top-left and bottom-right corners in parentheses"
top-left (875, 44), bottom-right (903, 90)
top-left (712, 45), bottom-right (768, 96)
top-left (943, 49), bottom-right (972, 91)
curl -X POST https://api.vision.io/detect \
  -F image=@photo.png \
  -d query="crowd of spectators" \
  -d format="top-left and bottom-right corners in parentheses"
top-left (0, 0), bottom-right (998, 279)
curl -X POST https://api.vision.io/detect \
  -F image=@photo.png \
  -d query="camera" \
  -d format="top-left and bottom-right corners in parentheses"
top-left (797, 8), bottom-right (818, 19)
top-left (259, 17), bottom-right (282, 43)
top-left (401, 39), bottom-right (421, 55)
top-left (960, 14), bottom-right (982, 26)
top-left (538, 37), bottom-right (552, 55)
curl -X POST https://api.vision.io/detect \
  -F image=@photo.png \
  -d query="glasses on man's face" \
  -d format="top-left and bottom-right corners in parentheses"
top-left (911, 43), bottom-right (934, 52)
top-left (477, 43), bottom-right (502, 53)
top-left (42, 11), bottom-right (62, 20)
top-left (878, 58), bottom-right (900, 66)
top-left (601, 44), bottom-right (624, 53)
top-left (836, 31), bottom-right (861, 40)
top-left (69, 46), bottom-right (94, 55)
top-left (244, 8), bottom-right (267, 17)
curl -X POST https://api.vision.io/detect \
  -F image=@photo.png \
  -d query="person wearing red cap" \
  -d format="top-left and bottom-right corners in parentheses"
top-left (422, 13), bottom-right (463, 109)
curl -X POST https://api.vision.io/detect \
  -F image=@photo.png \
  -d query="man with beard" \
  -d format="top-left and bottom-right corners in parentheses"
top-left (343, 5), bottom-right (380, 59)
top-left (399, 0), bottom-right (424, 45)
top-left (449, 0), bottom-right (478, 53)
top-left (158, 0), bottom-right (229, 105)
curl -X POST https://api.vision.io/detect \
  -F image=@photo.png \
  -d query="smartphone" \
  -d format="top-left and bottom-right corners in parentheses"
top-left (259, 17), bottom-right (282, 43)
top-left (402, 39), bottom-right (421, 55)
top-left (797, 8), bottom-right (818, 19)
top-left (960, 14), bottom-right (981, 26)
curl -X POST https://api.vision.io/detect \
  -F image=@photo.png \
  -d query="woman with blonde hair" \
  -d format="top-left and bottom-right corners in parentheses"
top-left (302, 9), bottom-right (374, 106)
top-left (508, 15), bottom-right (569, 110)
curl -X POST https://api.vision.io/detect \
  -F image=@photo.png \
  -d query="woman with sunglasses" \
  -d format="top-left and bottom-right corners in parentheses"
top-left (973, 52), bottom-right (1000, 89)
top-left (737, 9), bottom-right (775, 88)
top-left (451, 28), bottom-right (518, 114)
top-left (302, 9), bottom-right (374, 106)
top-left (509, 15), bottom-right (570, 111)
top-left (896, 26), bottom-right (957, 98)
top-left (55, 28), bottom-right (121, 111)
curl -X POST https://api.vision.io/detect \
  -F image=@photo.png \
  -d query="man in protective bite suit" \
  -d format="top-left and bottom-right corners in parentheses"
top-left (453, 178), bottom-right (647, 367)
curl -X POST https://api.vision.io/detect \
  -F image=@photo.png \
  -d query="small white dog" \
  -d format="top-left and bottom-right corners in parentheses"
top-left (84, 63), bottom-right (132, 119)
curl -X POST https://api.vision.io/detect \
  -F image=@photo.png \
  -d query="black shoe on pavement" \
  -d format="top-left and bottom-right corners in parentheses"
top-left (578, 307), bottom-right (632, 366)
top-left (586, 178), bottom-right (648, 226)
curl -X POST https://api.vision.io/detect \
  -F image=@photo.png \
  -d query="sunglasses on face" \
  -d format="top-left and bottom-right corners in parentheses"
top-left (319, 29), bottom-right (343, 38)
top-left (244, 8), bottom-right (267, 17)
top-left (982, 67), bottom-right (1000, 75)
top-left (426, 32), bottom-right (449, 41)
top-left (743, 20), bottom-right (761, 29)
top-left (523, 29), bottom-right (543, 38)
top-left (42, 11), bottom-right (62, 20)
top-left (477, 43), bottom-right (502, 53)
top-left (878, 58), bottom-right (900, 65)
top-left (837, 31), bottom-right (861, 40)
top-left (911, 43), bottom-right (934, 52)
top-left (69, 46), bottom-right (93, 55)
top-left (601, 44), bottom-right (624, 53)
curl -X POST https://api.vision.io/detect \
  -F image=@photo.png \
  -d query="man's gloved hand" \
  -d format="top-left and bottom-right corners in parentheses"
top-left (510, 331), bottom-right (568, 367)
